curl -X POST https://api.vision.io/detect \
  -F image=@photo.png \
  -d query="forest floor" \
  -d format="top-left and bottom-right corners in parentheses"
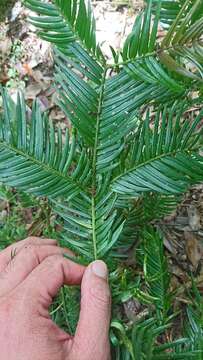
top-left (0, 0), bottom-right (203, 329)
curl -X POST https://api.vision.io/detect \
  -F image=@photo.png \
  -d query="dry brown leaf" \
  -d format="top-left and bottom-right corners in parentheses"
top-left (184, 230), bottom-right (203, 269)
top-left (0, 37), bottom-right (12, 58)
top-left (187, 205), bottom-right (201, 231)
top-left (25, 83), bottom-right (42, 99)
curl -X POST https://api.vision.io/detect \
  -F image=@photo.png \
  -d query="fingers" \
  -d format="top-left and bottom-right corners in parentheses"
top-left (0, 237), bottom-right (57, 272)
top-left (0, 244), bottom-right (73, 297)
top-left (72, 261), bottom-right (111, 360)
top-left (19, 255), bottom-right (85, 309)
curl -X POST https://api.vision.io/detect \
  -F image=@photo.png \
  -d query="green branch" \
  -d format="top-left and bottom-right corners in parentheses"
top-left (106, 42), bottom-right (202, 69)
top-left (91, 68), bottom-right (108, 260)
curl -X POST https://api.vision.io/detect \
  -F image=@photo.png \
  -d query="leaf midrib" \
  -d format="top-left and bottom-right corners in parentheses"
top-left (0, 141), bottom-right (85, 192)
top-left (54, 0), bottom-right (104, 65)
top-left (107, 42), bottom-right (202, 69)
top-left (91, 68), bottom-right (108, 260)
top-left (112, 149), bottom-right (194, 184)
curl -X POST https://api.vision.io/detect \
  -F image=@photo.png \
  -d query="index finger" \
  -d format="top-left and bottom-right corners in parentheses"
top-left (0, 237), bottom-right (57, 272)
top-left (18, 255), bottom-right (85, 310)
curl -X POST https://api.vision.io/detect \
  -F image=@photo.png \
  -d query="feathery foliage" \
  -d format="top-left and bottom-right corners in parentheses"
top-left (111, 317), bottom-right (201, 359)
top-left (0, 0), bottom-right (203, 357)
top-left (0, 90), bottom-right (90, 198)
top-left (141, 228), bottom-right (171, 320)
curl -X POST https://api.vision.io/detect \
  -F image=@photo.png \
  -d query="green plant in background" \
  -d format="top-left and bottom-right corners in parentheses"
top-left (0, 0), bottom-right (203, 358)
top-left (0, 182), bottom-right (56, 248)
top-left (6, 40), bottom-right (26, 90)
top-left (0, 185), bottom-right (27, 247)
top-left (0, 0), bottom-right (16, 22)
top-left (111, 279), bottom-right (203, 359)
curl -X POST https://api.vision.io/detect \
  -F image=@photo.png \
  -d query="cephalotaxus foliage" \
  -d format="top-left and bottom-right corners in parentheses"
top-left (0, 0), bottom-right (203, 260)
top-left (0, 0), bottom-right (203, 357)
top-left (111, 281), bottom-right (203, 359)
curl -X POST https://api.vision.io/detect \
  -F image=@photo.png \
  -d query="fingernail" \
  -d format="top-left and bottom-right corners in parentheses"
top-left (92, 260), bottom-right (108, 279)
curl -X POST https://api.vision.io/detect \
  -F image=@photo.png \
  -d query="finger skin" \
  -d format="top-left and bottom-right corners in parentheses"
top-left (0, 243), bottom-right (111, 360)
top-left (18, 255), bottom-right (85, 310)
top-left (0, 237), bottom-right (57, 272)
top-left (72, 261), bottom-right (111, 360)
top-left (0, 245), bottom-right (74, 297)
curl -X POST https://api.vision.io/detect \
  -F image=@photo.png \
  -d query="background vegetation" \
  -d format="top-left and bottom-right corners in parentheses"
top-left (0, 0), bottom-right (16, 21)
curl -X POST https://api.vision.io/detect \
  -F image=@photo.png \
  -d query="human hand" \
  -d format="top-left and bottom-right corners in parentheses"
top-left (0, 237), bottom-right (111, 360)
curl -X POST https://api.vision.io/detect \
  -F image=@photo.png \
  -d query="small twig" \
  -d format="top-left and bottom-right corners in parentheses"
top-left (50, 302), bottom-right (63, 315)
top-left (175, 297), bottom-right (193, 305)
top-left (61, 287), bottom-right (72, 334)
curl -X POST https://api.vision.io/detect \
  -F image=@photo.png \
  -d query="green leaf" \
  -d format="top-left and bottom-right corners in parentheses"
top-left (24, 0), bottom-right (103, 60)
top-left (131, 318), bottom-right (198, 359)
top-left (54, 191), bottom-right (125, 260)
top-left (112, 105), bottom-right (203, 196)
top-left (122, 0), bottom-right (161, 60)
top-left (0, 89), bottom-right (89, 199)
top-left (121, 0), bottom-right (203, 105)
top-left (142, 228), bottom-right (171, 318)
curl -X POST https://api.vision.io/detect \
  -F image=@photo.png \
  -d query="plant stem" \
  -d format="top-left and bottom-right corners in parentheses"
top-left (0, 142), bottom-right (85, 192)
top-left (112, 149), bottom-right (193, 182)
top-left (91, 68), bottom-right (108, 260)
top-left (61, 287), bottom-right (72, 334)
top-left (106, 43), bottom-right (199, 69)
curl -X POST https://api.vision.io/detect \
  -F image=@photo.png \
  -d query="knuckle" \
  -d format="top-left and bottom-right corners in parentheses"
top-left (22, 245), bottom-right (40, 262)
top-left (24, 236), bottom-right (39, 243)
top-left (43, 254), bottom-right (63, 268)
top-left (23, 244), bottom-right (35, 252)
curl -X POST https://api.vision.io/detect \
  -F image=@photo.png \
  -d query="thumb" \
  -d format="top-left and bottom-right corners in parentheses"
top-left (73, 261), bottom-right (111, 360)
